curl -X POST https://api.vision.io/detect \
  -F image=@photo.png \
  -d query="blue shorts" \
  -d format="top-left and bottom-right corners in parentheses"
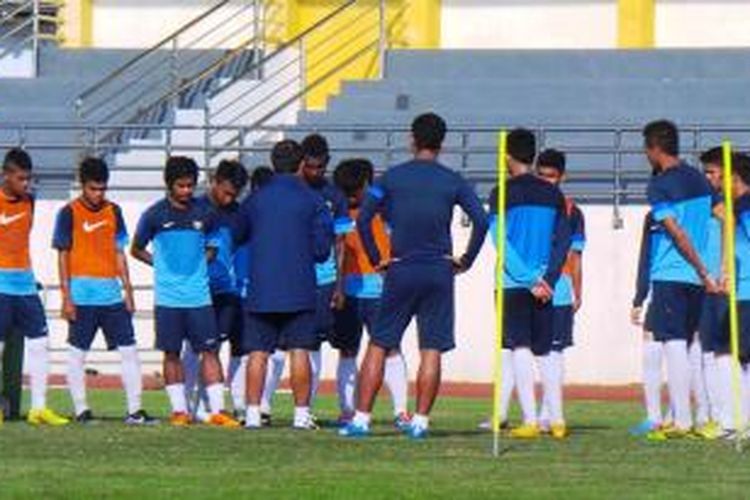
top-left (699, 293), bottom-right (727, 353)
top-left (314, 284), bottom-right (336, 344)
top-left (646, 281), bottom-right (705, 342)
top-left (213, 293), bottom-right (245, 356)
top-left (718, 301), bottom-right (750, 363)
top-left (373, 260), bottom-right (455, 353)
top-left (551, 306), bottom-right (574, 352)
top-left (155, 306), bottom-right (219, 354)
top-left (68, 303), bottom-right (135, 351)
top-left (243, 310), bottom-right (318, 353)
top-left (0, 293), bottom-right (47, 341)
top-left (503, 288), bottom-right (554, 355)
top-left (332, 296), bottom-right (380, 354)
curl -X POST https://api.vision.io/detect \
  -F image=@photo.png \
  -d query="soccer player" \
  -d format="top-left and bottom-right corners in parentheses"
top-left (535, 148), bottom-right (585, 438)
top-left (490, 130), bottom-right (570, 440)
top-left (240, 140), bottom-right (333, 430)
top-left (0, 149), bottom-right (68, 426)
top-left (339, 113), bottom-right (488, 439)
top-left (181, 159), bottom-right (249, 422)
top-left (131, 156), bottom-right (239, 428)
top-left (331, 158), bottom-right (410, 428)
top-left (299, 134), bottom-right (353, 410)
top-left (53, 157), bottom-right (154, 425)
top-left (641, 120), bottom-right (716, 439)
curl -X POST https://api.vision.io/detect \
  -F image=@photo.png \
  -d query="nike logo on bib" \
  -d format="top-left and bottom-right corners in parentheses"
top-left (83, 220), bottom-right (108, 233)
top-left (0, 212), bottom-right (26, 226)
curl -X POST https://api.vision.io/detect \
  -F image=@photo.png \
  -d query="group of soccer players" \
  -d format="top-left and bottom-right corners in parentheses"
top-left (2, 112), bottom-right (749, 441)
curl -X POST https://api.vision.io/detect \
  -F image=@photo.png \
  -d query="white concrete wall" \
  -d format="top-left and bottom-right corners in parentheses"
top-left (440, 0), bottom-right (618, 49)
top-left (656, 1), bottom-right (750, 48)
top-left (29, 199), bottom-right (648, 386)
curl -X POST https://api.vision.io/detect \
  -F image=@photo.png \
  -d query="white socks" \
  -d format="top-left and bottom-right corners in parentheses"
top-left (27, 337), bottom-right (49, 410)
top-left (716, 355), bottom-right (736, 430)
top-left (245, 404), bottom-right (261, 427)
top-left (181, 346), bottom-right (201, 413)
top-left (228, 355), bottom-right (248, 412)
top-left (642, 340), bottom-right (663, 424)
top-left (260, 350), bottom-right (286, 414)
top-left (412, 413), bottom-right (429, 430)
top-left (293, 406), bottom-right (311, 427)
top-left (384, 353), bottom-right (408, 416)
top-left (309, 350), bottom-right (322, 406)
top-left (539, 351), bottom-right (565, 425)
top-left (118, 345), bottom-right (142, 415)
top-left (689, 340), bottom-right (710, 426)
top-left (500, 349), bottom-right (514, 423)
top-left (703, 352), bottom-right (721, 423)
top-left (512, 348), bottom-right (537, 425)
top-left (67, 346), bottom-right (88, 415)
top-left (336, 356), bottom-right (357, 414)
top-left (665, 340), bottom-right (692, 430)
top-left (165, 383), bottom-right (187, 414)
top-left (352, 410), bottom-right (371, 427)
top-left (206, 383), bottom-right (225, 415)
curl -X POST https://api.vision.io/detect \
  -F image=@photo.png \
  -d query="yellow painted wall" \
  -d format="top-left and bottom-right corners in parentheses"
top-left (617, 0), bottom-right (654, 48)
top-left (284, 0), bottom-right (440, 110)
top-left (60, 0), bottom-right (93, 47)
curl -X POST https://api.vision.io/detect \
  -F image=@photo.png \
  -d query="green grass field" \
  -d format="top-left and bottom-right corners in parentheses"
top-left (1, 390), bottom-right (750, 499)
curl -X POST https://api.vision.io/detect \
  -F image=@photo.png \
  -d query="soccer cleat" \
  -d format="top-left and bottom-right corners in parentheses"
top-left (629, 419), bottom-right (661, 436)
top-left (75, 409), bottom-right (97, 424)
top-left (336, 411), bottom-right (355, 428)
top-left (338, 421), bottom-right (371, 438)
top-left (478, 419), bottom-right (510, 431)
top-left (406, 423), bottom-right (429, 440)
top-left (207, 412), bottom-right (242, 428)
top-left (124, 410), bottom-right (159, 426)
top-left (647, 426), bottom-right (693, 441)
top-left (293, 415), bottom-right (320, 431)
top-left (694, 421), bottom-right (721, 440)
top-left (260, 412), bottom-right (272, 427)
top-left (232, 409), bottom-right (246, 426)
top-left (394, 412), bottom-right (412, 432)
top-left (550, 423), bottom-right (569, 440)
top-left (509, 423), bottom-right (541, 439)
top-left (27, 408), bottom-right (70, 426)
top-left (169, 411), bottom-right (192, 427)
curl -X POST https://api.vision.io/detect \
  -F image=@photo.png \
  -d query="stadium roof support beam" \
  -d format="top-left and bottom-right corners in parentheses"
top-left (618, 0), bottom-right (654, 48)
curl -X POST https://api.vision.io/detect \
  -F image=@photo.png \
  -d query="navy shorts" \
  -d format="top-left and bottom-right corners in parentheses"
top-left (314, 284), bottom-right (336, 344)
top-left (699, 293), bottom-right (728, 353)
top-left (213, 293), bottom-right (245, 356)
top-left (503, 289), bottom-right (554, 355)
top-left (155, 306), bottom-right (219, 354)
top-left (243, 310), bottom-right (318, 353)
top-left (0, 293), bottom-right (47, 341)
top-left (551, 305), bottom-right (574, 352)
top-left (332, 296), bottom-right (380, 354)
top-left (372, 260), bottom-right (455, 353)
top-left (646, 281), bottom-right (705, 342)
top-left (68, 303), bottom-right (135, 351)
top-left (718, 301), bottom-right (750, 363)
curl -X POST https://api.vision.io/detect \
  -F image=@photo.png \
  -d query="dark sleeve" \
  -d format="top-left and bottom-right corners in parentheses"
top-left (542, 193), bottom-right (572, 287)
top-left (51, 205), bottom-right (73, 250)
top-left (312, 196), bottom-right (334, 263)
top-left (332, 187), bottom-right (355, 236)
top-left (358, 180), bottom-right (387, 267)
top-left (456, 179), bottom-right (488, 269)
top-left (133, 209), bottom-right (155, 250)
top-left (113, 204), bottom-right (129, 251)
top-left (570, 206), bottom-right (586, 254)
top-left (633, 213), bottom-right (653, 307)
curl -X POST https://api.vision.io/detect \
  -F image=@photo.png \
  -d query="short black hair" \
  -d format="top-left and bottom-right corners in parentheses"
top-left (537, 148), bottom-right (566, 175)
top-left (271, 140), bottom-right (303, 174)
top-left (301, 134), bottom-right (330, 161)
top-left (3, 148), bottom-right (32, 172)
top-left (734, 153), bottom-right (750, 187)
top-left (79, 157), bottom-right (109, 184)
top-left (164, 156), bottom-right (199, 188)
top-left (507, 128), bottom-right (536, 165)
top-left (700, 147), bottom-right (723, 167)
top-left (411, 112), bottom-right (447, 151)
top-left (251, 166), bottom-right (274, 191)
top-left (643, 120), bottom-right (679, 157)
top-left (214, 159), bottom-right (248, 192)
top-left (333, 158), bottom-right (374, 198)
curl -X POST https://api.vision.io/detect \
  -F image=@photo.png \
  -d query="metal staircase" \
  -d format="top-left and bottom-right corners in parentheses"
top-left (0, 0), bottom-right (63, 76)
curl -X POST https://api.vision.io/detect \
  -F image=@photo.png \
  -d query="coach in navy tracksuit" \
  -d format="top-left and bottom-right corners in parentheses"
top-left (240, 140), bottom-right (333, 430)
top-left (340, 113), bottom-right (489, 439)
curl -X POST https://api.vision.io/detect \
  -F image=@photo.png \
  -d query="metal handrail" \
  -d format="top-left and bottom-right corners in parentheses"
top-left (0, 0), bottom-right (61, 77)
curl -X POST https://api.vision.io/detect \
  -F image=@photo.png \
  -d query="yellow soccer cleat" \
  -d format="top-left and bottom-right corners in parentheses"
top-left (695, 421), bottom-right (721, 440)
top-left (206, 412), bottom-right (241, 428)
top-left (509, 423), bottom-right (541, 439)
top-left (27, 408), bottom-right (70, 426)
top-left (550, 423), bottom-right (569, 440)
top-left (169, 411), bottom-right (192, 427)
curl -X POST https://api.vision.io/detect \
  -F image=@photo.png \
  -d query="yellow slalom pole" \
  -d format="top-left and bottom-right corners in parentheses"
top-left (492, 130), bottom-right (508, 457)
top-left (721, 141), bottom-right (744, 451)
